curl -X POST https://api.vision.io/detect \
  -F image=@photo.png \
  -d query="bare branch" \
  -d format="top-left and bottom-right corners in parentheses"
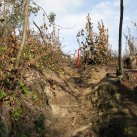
top-left (33, 21), bottom-right (46, 45)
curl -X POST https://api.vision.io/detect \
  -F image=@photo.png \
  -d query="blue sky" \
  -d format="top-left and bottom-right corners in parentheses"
top-left (32, 0), bottom-right (137, 54)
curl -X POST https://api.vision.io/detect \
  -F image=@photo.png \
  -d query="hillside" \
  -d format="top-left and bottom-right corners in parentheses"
top-left (1, 0), bottom-right (137, 137)
top-left (1, 62), bottom-right (137, 137)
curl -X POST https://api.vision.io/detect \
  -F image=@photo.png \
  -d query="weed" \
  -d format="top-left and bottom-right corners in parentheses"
top-left (11, 108), bottom-right (23, 120)
top-left (19, 82), bottom-right (29, 95)
top-left (0, 91), bottom-right (7, 100)
top-left (0, 46), bottom-right (5, 53)
top-left (0, 121), bottom-right (8, 137)
top-left (18, 132), bottom-right (28, 137)
top-left (34, 114), bottom-right (46, 137)
top-left (32, 94), bottom-right (38, 101)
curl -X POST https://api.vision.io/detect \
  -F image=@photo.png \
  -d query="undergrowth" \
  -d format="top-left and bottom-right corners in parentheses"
top-left (91, 83), bottom-right (137, 137)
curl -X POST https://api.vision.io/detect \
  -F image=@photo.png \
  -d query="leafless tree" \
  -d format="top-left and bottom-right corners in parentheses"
top-left (118, 0), bottom-right (124, 75)
top-left (15, 0), bottom-right (30, 68)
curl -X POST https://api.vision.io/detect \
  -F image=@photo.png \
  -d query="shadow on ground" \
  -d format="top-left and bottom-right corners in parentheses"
top-left (91, 80), bottom-right (137, 137)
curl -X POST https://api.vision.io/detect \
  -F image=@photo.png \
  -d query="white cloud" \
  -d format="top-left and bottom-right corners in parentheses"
top-left (32, 0), bottom-right (87, 53)
top-left (90, 1), bottom-right (120, 49)
top-left (31, 0), bottom-right (137, 53)
top-left (34, 0), bottom-right (84, 15)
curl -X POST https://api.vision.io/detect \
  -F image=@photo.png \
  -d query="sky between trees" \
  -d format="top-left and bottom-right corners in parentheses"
top-left (31, 0), bottom-right (137, 54)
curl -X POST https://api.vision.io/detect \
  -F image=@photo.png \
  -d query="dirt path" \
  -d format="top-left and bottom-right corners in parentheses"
top-left (44, 66), bottom-right (107, 137)
top-left (23, 65), bottom-right (137, 137)
top-left (43, 65), bottom-right (137, 137)
top-left (2, 63), bottom-right (137, 137)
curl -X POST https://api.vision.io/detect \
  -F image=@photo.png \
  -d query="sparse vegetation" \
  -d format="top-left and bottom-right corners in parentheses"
top-left (34, 114), bottom-right (46, 137)
top-left (0, 0), bottom-right (137, 137)
top-left (0, 91), bottom-right (7, 100)
top-left (91, 83), bottom-right (137, 137)
top-left (76, 14), bottom-right (111, 66)
top-left (0, 121), bottom-right (8, 137)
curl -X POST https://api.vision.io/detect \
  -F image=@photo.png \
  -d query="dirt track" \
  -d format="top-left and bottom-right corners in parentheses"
top-left (45, 65), bottom-right (137, 137)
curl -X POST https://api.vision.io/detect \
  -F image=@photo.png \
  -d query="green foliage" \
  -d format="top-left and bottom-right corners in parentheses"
top-left (18, 132), bottom-right (28, 137)
top-left (34, 114), bottom-right (46, 137)
top-left (0, 91), bottom-right (7, 100)
top-left (19, 82), bottom-right (29, 95)
top-left (48, 12), bottom-right (56, 24)
top-left (30, 6), bottom-right (40, 14)
top-left (0, 121), bottom-right (8, 137)
top-left (32, 94), bottom-right (38, 101)
top-left (23, 49), bottom-right (35, 60)
top-left (0, 46), bottom-right (5, 53)
top-left (11, 108), bottom-right (23, 120)
top-left (0, 72), bottom-right (17, 90)
top-left (5, 78), bottom-right (13, 88)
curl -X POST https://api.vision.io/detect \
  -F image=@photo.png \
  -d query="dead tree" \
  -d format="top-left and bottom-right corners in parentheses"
top-left (117, 0), bottom-right (124, 75)
top-left (15, 0), bottom-right (29, 68)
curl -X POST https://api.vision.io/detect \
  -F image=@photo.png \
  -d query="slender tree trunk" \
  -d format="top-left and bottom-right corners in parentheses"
top-left (3, 0), bottom-right (7, 41)
top-left (15, 0), bottom-right (29, 68)
top-left (118, 0), bottom-right (124, 75)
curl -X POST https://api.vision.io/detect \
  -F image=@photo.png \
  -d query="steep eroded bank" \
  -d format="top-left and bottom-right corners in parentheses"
top-left (1, 64), bottom-right (137, 137)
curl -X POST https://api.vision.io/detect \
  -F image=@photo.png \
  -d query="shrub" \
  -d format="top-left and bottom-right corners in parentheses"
top-left (76, 14), bottom-right (111, 66)
top-left (34, 114), bottom-right (46, 137)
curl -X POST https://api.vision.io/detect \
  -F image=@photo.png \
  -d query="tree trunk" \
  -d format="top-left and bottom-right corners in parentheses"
top-left (3, 0), bottom-right (7, 41)
top-left (15, 0), bottom-right (29, 68)
top-left (118, 0), bottom-right (124, 75)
